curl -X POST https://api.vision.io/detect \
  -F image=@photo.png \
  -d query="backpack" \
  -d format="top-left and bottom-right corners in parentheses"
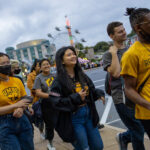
top-left (105, 72), bottom-right (112, 95)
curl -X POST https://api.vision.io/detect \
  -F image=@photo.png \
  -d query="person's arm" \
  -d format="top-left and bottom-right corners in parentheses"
top-left (0, 100), bottom-right (30, 115)
top-left (87, 75), bottom-right (105, 101)
top-left (35, 89), bottom-right (49, 98)
top-left (32, 76), bottom-right (49, 98)
top-left (27, 74), bottom-right (34, 91)
top-left (107, 45), bottom-right (120, 78)
top-left (124, 75), bottom-right (150, 110)
top-left (48, 79), bottom-right (84, 112)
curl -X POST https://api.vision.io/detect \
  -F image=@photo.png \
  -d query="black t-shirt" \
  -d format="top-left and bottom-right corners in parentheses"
top-left (69, 77), bottom-right (90, 103)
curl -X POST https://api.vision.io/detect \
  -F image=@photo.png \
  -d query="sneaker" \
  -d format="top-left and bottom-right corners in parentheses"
top-left (116, 133), bottom-right (127, 150)
top-left (47, 143), bottom-right (56, 150)
top-left (40, 133), bottom-right (46, 140)
top-left (97, 123), bottom-right (105, 129)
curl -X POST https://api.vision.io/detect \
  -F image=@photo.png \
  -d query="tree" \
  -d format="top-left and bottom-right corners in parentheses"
top-left (75, 42), bottom-right (84, 50)
top-left (85, 46), bottom-right (93, 49)
top-left (127, 30), bottom-right (136, 38)
top-left (78, 50), bottom-right (85, 58)
top-left (94, 41), bottom-right (109, 52)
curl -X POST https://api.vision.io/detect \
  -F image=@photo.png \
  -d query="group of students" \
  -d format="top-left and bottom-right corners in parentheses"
top-left (0, 46), bottom-right (105, 150)
top-left (0, 6), bottom-right (150, 150)
top-left (103, 7), bottom-right (150, 150)
top-left (26, 46), bottom-right (105, 150)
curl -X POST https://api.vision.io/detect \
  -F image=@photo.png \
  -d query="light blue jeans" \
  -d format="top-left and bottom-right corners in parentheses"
top-left (0, 114), bottom-right (34, 150)
top-left (71, 105), bottom-right (103, 150)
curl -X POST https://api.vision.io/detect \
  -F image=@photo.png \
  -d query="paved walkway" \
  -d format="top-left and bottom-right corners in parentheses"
top-left (34, 125), bottom-right (149, 150)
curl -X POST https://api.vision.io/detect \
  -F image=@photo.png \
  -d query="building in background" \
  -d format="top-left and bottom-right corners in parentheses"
top-left (5, 39), bottom-right (56, 63)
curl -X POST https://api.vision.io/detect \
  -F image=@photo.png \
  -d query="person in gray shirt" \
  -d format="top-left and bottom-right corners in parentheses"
top-left (33, 58), bottom-right (57, 150)
top-left (102, 22), bottom-right (145, 150)
top-left (103, 47), bottom-right (127, 104)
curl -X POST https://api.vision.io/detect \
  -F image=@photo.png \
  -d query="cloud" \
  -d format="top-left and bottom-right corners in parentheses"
top-left (0, 0), bottom-right (149, 52)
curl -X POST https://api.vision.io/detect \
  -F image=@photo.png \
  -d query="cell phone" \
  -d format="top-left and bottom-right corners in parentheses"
top-left (21, 96), bottom-right (33, 103)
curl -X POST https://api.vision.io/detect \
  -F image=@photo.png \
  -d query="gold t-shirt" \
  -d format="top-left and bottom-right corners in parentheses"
top-left (120, 41), bottom-right (150, 119)
top-left (0, 77), bottom-right (26, 113)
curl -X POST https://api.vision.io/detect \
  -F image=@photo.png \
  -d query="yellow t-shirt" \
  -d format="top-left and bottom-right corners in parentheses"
top-left (120, 41), bottom-right (150, 119)
top-left (0, 77), bottom-right (27, 113)
top-left (74, 82), bottom-right (89, 95)
top-left (27, 70), bottom-right (39, 103)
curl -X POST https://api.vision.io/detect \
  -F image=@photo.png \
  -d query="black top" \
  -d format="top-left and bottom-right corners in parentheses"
top-left (48, 75), bottom-right (105, 142)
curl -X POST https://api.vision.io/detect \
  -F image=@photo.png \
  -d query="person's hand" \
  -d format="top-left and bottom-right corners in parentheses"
top-left (28, 107), bottom-right (34, 115)
top-left (78, 89), bottom-right (87, 101)
top-left (99, 96), bottom-right (105, 105)
top-left (109, 45), bottom-right (118, 54)
top-left (14, 100), bottom-right (30, 109)
top-left (13, 108), bottom-right (24, 118)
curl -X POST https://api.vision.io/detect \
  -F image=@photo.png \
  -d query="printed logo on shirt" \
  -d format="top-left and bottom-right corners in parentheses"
top-left (74, 82), bottom-right (89, 95)
top-left (144, 58), bottom-right (150, 67)
top-left (2, 87), bottom-right (19, 101)
top-left (45, 77), bottom-right (54, 87)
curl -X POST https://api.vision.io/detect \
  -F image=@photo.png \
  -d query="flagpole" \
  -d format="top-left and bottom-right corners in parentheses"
top-left (65, 16), bottom-right (74, 46)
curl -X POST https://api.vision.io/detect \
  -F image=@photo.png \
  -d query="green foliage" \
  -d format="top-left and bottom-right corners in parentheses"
top-left (91, 58), bottom-right (96, 62)
top-left (85, 46), bottom-right (93, 50)
top-left (94, 41), bottom-right (109, 52)
top-left (127, 30), bottom-right (136, 37)
top-left (78, 50), bottom-right (85, 58)
top-left (75, 42), bottom-right (84, 50)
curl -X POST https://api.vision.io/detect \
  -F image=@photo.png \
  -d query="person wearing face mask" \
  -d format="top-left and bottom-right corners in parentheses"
top-left (121, 8), bottom-right (150, 138)
top-left (0, 52), bottom-right (34, 150)
top-left (10, 59), bottom-right (24, 86)
top-left (10, 59), bottom-right (34, 121)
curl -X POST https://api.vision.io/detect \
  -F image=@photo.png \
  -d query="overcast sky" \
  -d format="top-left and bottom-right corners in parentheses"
top-left (0, 0), bottom-right (149, 52)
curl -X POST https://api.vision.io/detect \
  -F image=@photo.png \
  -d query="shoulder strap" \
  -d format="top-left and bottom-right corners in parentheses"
top-left (138, 74), bottom-right (150, 93)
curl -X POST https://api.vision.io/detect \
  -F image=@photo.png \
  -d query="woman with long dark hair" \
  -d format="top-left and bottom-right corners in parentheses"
top-left (49, 46), bottom-right (104, 150)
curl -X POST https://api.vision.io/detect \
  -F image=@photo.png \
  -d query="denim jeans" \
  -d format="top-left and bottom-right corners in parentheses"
top-left (115, 103), bottom-right (145, 150)
top-left (0, 114), bottom-right (34, 150)
top-left (71, 105), bottom-right (103, 150)
top-left (140, 119), bottom-right (150, 138)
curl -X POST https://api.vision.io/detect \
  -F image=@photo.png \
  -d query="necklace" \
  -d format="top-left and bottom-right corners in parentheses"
top-left (140, 42), bottom-right (150, 52)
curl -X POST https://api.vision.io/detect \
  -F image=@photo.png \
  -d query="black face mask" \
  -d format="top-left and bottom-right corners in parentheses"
top-left (14, 69), bottom-right (21, 74)
top-left (0, 65), bottom-right (11, 75)
top-left (139, 28), bottom-right (150, 43)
